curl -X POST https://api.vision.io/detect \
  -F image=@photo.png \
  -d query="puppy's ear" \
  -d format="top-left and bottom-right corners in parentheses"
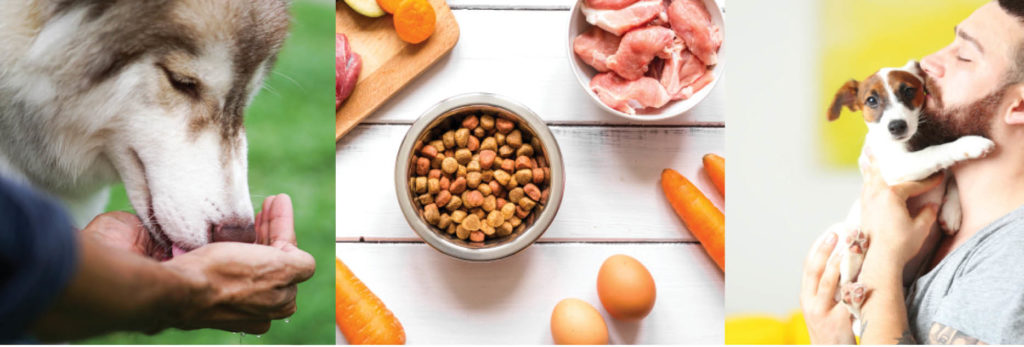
top-left (828, 79), bottom-right (860, 121)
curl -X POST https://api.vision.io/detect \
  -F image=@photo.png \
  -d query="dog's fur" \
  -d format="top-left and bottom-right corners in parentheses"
top-left (0, 0), bottom-right (290, 255)
top-left (825, 60), bottom-right (994, 335)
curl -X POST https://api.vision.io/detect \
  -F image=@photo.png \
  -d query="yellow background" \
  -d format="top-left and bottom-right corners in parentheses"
top-left (819, 0), bottom-right (987, 167)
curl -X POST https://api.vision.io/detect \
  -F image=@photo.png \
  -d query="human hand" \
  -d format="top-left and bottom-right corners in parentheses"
top-left (859, 157), bottom-right (943, 267)
top-left (162, 193), bottom-right (315, 334)
top-left (800, 232), bottom-right (857, 345)
top-left (79, 211), bottom-right (163, 258)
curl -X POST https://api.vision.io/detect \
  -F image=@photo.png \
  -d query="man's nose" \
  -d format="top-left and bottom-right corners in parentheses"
top-left (921, 52), bottom-right (944, 79)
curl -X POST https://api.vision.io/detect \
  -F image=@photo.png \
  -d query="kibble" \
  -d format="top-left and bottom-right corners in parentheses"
top-left (515, 156), bottom-right (532, 170)
top-left (441, 157), bottom-right (458, 174)
top-left (455, 148), bottom-right (472, 164)
top-left (450, 176), bottom-right (467, 194)
top-left (470, 230), bottom-right (485, 242)
top-left (409, 112), bottom-right (552, 242)
top-left (455, 128), bottom-right (470, 148)
top-left (424, 203), bottom-right (440, 225)
top-left (514, 169), bottom-right (532, 186)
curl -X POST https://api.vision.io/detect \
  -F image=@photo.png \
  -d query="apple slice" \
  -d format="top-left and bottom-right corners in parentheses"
top-left (344, 0), bottom-right (385, 17)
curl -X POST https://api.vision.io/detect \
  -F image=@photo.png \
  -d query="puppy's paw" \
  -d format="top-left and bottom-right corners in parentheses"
top-left (841, 283), bottom-right (866, 306)
top-left (954, 136), bottom-right (995, 160)
top-left (939, 204), bottom-right (961, 235)
top-left (845, 228), bottom-right (867, 253)
top-left (840, 229), bottom-right (867, 283)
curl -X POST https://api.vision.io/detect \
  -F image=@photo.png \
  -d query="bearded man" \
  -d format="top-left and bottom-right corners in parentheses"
top-left (801, 0), bottom-right (1024, 344)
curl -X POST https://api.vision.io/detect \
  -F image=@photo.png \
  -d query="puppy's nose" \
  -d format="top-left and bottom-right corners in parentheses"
top-left (211, 222), bottom-right (256, 243)
top-left (888, 120), bottom-right (908, 136)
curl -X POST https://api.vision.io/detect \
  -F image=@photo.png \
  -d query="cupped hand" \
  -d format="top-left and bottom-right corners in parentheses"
top-left (79, 211), bottom-right (164, 258)
top-left (800, 232), bottom-right (858, 345)
top-left (163, 193), bottom-right (316, 334)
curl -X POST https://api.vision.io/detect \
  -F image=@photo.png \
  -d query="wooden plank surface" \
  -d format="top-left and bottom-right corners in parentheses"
top-left (336, 124), bottom-right (724, 241)
top-left (336, 0), bottom-right (460, 140)
top-left (334, 243), bottom-right (724, 344)
top-left (360, 9), bottom-right (727, 126)
top-left (336, 1), bottom-right (727, 344)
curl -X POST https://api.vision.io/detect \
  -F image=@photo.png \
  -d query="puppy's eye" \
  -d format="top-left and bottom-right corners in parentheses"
top-left (866, 96), bottom-right (878, 107)
top-left (159, 65), bottom-right (199, 98)
top-left (902, 86), bottom-right (916, 99)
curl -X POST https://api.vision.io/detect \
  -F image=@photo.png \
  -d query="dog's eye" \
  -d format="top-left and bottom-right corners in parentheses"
top-left (866, 96), bottom-right (878, 108)
top-left (159, 65), bottom-right (200, 98)
top-left (902, 87), bottom-right (916, 99)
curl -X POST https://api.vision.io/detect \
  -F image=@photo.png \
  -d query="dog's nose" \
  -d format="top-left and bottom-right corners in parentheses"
top-left (888, 120), bottom-right (908, 136)
top-left (211, 222), bottom-right (256, 243)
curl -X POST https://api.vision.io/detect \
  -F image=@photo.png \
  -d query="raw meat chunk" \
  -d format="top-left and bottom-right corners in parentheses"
top-left (573, 27), bottom-right (622, 72)
top-left (580, 0), bottom-right (665, 36)
top-left (667, 0), bottom-right (722, 65)
top-left (337, 33), bottom-right (362, 109)
top-left (590, 72), bottom-right (671, 114)
top-left (606, 26), bottom-right (675, 80)
top-left (584, 0), bottom-right (641, 10)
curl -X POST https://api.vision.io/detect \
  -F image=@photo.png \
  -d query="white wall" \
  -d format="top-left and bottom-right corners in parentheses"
top-left (725, 0), bottom-right (863, 315)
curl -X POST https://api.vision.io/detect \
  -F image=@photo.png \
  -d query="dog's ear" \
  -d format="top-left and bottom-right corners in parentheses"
top-left (828, 79), bottom-right (860, 121)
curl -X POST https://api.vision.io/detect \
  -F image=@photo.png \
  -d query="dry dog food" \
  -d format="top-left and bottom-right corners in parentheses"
top-left (410, 112), bottom-right (552, 242)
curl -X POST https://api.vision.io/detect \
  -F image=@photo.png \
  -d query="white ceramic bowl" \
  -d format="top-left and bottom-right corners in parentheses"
top-left (567, 0), bottom-right (726, 121)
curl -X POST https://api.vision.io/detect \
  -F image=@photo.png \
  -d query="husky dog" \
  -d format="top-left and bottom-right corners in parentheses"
top-left (0, 0), bottom-right (290, 257)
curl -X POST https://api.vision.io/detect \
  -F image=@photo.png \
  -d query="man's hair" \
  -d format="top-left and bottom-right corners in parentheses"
top-left (1000, 0), bottom-right (1024, 83)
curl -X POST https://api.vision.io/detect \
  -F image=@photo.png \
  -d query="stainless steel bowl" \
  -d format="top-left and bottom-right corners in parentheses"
top-left (395, 93), bottom-right (565, 261)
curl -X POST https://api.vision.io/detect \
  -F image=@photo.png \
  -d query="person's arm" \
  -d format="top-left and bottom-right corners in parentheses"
top-left (924, 323), bottom-right (987, 344)
top-left (29, 234), bottom-right (197, 340)
top-left (30, 194), bottom-right (315, 342)
top-left (856, 254), bottom-right (918, 344)
top-left (855, 161), bottom-right (943, 344)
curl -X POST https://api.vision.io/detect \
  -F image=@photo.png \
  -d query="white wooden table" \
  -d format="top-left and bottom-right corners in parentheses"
top-left (336, 0), bottom-right (725, 343)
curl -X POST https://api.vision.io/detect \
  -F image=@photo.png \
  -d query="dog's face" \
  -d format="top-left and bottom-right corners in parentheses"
top-left (26, 0), bottom-right (290, 254)
top-left (828, 60), bottom-right (927, 143)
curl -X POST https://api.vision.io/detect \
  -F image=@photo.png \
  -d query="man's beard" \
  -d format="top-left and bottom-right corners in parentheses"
top-left (910, 75), bottom-right (1003, 150)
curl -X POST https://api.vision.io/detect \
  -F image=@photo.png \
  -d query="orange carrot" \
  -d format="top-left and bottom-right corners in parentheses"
top-left (702, 153), bottom-right (725, 196)
top-left (661, 169), bottom-right (724, 271)
top-left (393, 0), bottom-right (435, 44)
top-left (336, 258), bottom-right (406, 344)
top-left (376, 0), bottom-right (403, 14)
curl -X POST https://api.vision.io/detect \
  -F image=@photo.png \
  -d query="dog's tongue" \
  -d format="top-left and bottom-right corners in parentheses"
top-left (172, 245), bottom-right (188, 258)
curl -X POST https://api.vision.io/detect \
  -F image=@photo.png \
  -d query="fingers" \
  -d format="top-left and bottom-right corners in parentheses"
top-left (266, 194), bottom-right (297, 247)
top-left (802, 232), bottom-right (838, 300)
top-left (104, 211), bottom-right (145, 226)
top-left (892, 172), bottom-right (945, 198)
top-left (256, 195), bottom-right (277, 245)
top-left (279, 243), bottom-right (316, 283)
top-left (816, 246), bottom-right (843, 300)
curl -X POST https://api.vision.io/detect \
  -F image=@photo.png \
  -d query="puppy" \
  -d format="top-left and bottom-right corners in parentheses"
top-left (825, 60), bottom-right (994, 335)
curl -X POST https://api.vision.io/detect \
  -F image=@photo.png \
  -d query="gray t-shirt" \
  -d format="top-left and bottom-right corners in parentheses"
top-left (906, 205), bottom-right (1024, 344)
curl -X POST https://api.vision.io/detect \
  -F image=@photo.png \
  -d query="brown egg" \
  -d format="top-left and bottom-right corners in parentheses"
top-left (596, 254), bottom-right (657, 320)
top-left (550, 298), bottom-right (609, 345)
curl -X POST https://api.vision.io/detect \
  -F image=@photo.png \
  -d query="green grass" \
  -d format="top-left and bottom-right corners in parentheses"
top-left (77, 0), bottom-right (335, 344)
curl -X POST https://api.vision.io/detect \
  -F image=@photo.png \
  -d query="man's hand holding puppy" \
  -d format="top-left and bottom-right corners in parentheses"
top-left (801, 160), bottom-right (943, 344)
top-left (854, 159), bottom-right (943, 344)
top-left (31, 194), bottom-right (315, 342)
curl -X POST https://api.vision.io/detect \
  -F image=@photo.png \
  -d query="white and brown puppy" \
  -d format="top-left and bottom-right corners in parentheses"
top-left (825, 60), bottom-right (994, 334)
top-left (0, 0), bottom-right (289, 258)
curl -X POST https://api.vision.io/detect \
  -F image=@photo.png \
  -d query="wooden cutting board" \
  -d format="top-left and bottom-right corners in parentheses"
top-left (336, 0), bottom-right (460, 141)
